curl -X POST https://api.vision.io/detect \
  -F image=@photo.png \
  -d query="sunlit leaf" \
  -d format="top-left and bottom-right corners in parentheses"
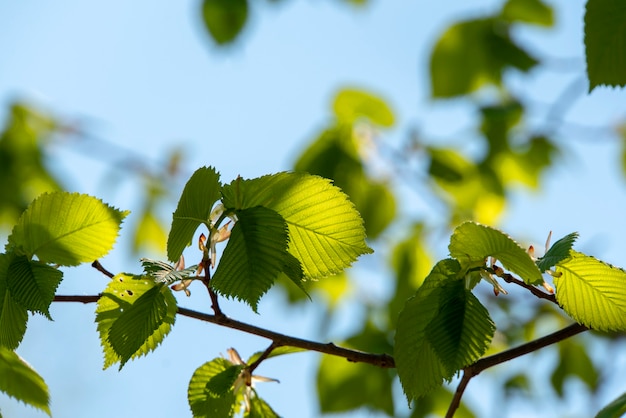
top-left (202, 0), bottom-right (249, 45)
top-left (221, 172), bottom-right (372, 279)
top-left (140, 258), bottom-right (197, 285)
top-left (584, 0), bottom-right (626, 91)
top-left (6, 192), bottom-right (128, 266)
top-left (6, 256), bottom-right (62, 319)
top-left (333, 88), bottom-right (395, 127)
top-left (449, 221), bottom-right (543, 285)
top-left (133, 209), bottom-right (167, 254)
top-left (501, 0), bottom-right (554, 27)
top-left (168, 166), bottom-right (222, 262)
top-left (247, 396), bottom-right (280, 418)
top-left (0, 347), bottom-right (50, 416)
top-left (536, 232), bottom-right (578, 272)
top-left (206, 365), bottom-right (245, 397)
top-left (188, 358), bottom-right (237, 418)
top-left (595, 391), bottom-right (626, 418)
top-left (96, 274), bottom-right (177, 369)
top-left (554, 251), bottom-right (626, 332)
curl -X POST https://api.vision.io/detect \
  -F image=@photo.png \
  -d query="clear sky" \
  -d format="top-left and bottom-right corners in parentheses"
top-left (1, 0), bottom-right (626, 417)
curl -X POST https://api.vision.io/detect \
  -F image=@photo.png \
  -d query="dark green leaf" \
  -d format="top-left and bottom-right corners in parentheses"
top-left (550, 340), bottom-right (599, 397)
top-left (206, 365), bottom-right (244, 397)
top-left (188, 358), bottom-right (237, 418)
top-left (6, 256), bottom-right (62, 319)
top-left (536, 232), bottom-right (578, 272)
top-left (0, 347), bottom-right (50, 416)
top-left (595, 391), bottom-right (626, 418)
top-left (202, 0), bottom-right (249, 45)
top-left (0, 254), bottom-right (28, 350)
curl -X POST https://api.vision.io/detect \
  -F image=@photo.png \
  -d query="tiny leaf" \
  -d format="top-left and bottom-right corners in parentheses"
top-left (188, 358), bottom-right (237, 418)
top-left (140, 258), bottom-right (198, 285)
top-left (536, 232), bottom-right (578, 272)
top-left (202, 0), bottom-right (249, 45)
top-left (0, 347), bottom-right (50, 416)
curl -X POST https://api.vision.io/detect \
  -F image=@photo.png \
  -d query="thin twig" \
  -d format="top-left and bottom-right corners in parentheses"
top-left (446, 370), bottom-right (473, 418)
top-left (91, 260), bottom-right (114, 278)
top-left (248, 341), bottom-right (281, 374)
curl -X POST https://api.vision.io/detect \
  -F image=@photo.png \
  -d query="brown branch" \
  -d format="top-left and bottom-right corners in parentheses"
top-left (248, 341), bottom-right (281, 374)
top-left (91, 260), bottom-right (114, 278)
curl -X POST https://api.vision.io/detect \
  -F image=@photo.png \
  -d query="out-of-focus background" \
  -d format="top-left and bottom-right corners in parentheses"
top-left (1, 0), bottom-right (626, 417)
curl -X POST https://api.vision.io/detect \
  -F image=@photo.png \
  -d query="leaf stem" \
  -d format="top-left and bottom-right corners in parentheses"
top-left (91, 260), bottom-right (114, 278)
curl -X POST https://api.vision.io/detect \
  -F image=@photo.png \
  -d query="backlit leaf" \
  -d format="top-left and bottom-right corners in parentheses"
top-left (6, 256), bottom-right (62, 319)
top-left (536, 232), bottom-right (578, 272)
top-left (188, 358), bottom-right (237, 418)
top-left (6, 192), bottom-right (128, 266)
top-left (554, 251), bottom-right (626, 332)
top-left (0, 347), bottom-right (50, 416)
top-left (332, 88), bottom-right (395, 127)
top-left (247, 396), bottom-right (280, 418)
top-left (202, 0), bottom-right (249, 45)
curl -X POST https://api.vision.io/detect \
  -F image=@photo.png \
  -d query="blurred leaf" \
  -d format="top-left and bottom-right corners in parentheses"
top-left (7, 192), bottom-right (128, 266)
top-left (202, 0), bottom-right (249, 45)
top-left (96, 274), bottom-right (177, 369)
top-left (501, 0), bottom-right (554, 27)
top-left (221, 172), bottom-right (373, 279)
top-left (188, 358), bottom-right (237, 418)
top-left (6, 256), bottom-right (62, 319)
top-left (0, 347), bottom-right (50, 416)
top-left (449, 221), bottom-right (543, 285)
top-left (595, 391), bottom-right (626, 418)
top-left (133, 209), bottom-right (167, 254)
top-left (333, 88), bottom-right (395, 127)
top-left (480, 100), bottom-right (523, 158)
top-left (431, 18), bottom-right (537, 97)
top-left (584, 0), bottom-right (626, 91)
top-left (168, 166), bottom-right (222, 262)
top-left (0, 254), bottom-right (28, 350)
top-left (536, 232), bottom-right (578, 272)
top-left (504, 373), bottom-right (531, 396)
top-left (410, 386), bottom-right (476, 418)
top-left (494, 136), bottom-right (558, 188)
top-left (246, 396), bottom-right (280, 418)
top-left (212, 206), bottom-right (291, 311)
top-left (555, 251), bottom-right (626, 331)
top-left (551, 340), bottom-right (599, 397)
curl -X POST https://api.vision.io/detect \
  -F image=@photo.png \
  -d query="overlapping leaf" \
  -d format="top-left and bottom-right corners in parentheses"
top-left (247, 396), bottom-right (280, 418)
top-left (0, 254), bottom-right (28, 350)
top-left (168, 166), bottom-right (222, 262)
top-left (96, 274), bottom-right (177, 369)
top-left (0, 347), bottom-right (50, 416)
top-left (554, 251), bottom-right (626, 332)
top-left (449, 221), bottom-right (543, 284)
top-left (188, 358), bottom-right (237, 418)
top-left (221, 172), bottom-right (372, 279)
top-left (211, 206), bottom-right (290, 311)
top-left (6, 256), bottom-right (62, 319)
top-left (140, 258), bottom-right (198, 285)
top-left (6, 192), bottom-right (128, 266)
top-left (536, 232), bottom-right (578, 272)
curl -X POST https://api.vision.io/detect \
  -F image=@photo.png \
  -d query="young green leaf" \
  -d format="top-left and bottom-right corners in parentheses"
top-left (211, 206), bottom-right (290, 311)
top-left (168, 166), bottom-right (222, 262)
top-left (188, 358), bottom-right (237, 418)
top-left (221, 172), bottom-right (373, 279)
top-left (6, 256), bottom-right (63, 319)
top-left (554, 251), bottom-right (626, 332)
top-left (0, 254), bottom-right (28, 350)
top-left (449, 221), bottom-right (543, 285)
top-left (595, 391), bottom-right (626, 418)
top-left (6, 192), bottom-right (128, 266)
top-left (536, 232), bottom-right (578, 272)
top-left (247, 395), bottom-right (280, 418)
top-left (140, 258), bottom-right (198, 285)
top-left (96, 274), bottom-right (177, 369)
top-left (0, 347), bottom-right (50, 416)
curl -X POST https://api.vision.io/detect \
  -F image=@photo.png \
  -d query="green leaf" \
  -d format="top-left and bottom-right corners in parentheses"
top-left (332, 88), bottom-right (395, 127)
top-left (550, 340), bottom-right (599, 397)
top-left (449, 221), bottom-right (543, 285)
top-left (202, 0), bottom-right (249, 45)
top-left (584, 0), bottom-right (626, 91)
top-left (246, 346), bottom-right (305, 365)
top-left (0, 254), bottom-right (28, 349)
top-left (596, 391), bottom-right (626, 418)
top-left (554, 251), bottom-right (626, 332)
top-left (211, 206), bottom-right (291, 311)
top-left (247, 396), bottom-right (280, 418)
top-left (140, 258), bottom-right (198, 285)
top-left (168, 166), bottom-right (222, 262)
top-left (188, 358), bottom-right (237, 418)
top-left (96, 274), bottom-right (177, 369)
top-left (0, 347), bottom-right (50, 416)
top-left (501, 0), bottom-right (554, 27)
top-left (6, 256), bottom-right (62, 319)
top-left (430, 18), bottom-right (537, 98)
top-left (536, 232), bottom-right (578, 272)
top-left (206, 365), bottom-right (245, 397)
top-left (221, 172), bottom-right (372, 279)
top-left (6, 192), bottom-right (128, 266)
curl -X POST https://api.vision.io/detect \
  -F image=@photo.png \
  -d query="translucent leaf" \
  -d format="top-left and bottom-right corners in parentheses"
top-left (168, 166), bottom-right (222, 262)
top-left (202, 0), bottom-right (249, 45)
top-left (206, 365), bottom-right (244, 397)
top-left (221, 172), bottom-right (372, 279)
top-left (584, 0), bottom-right (626, 91)
top-left (0, 254), bottom-right (28, 349)
top-left (6, 192), bottom-right (128, 266)
top-left (595, 391), bottom-right (626, 418)
top-left (6, 256), bottom-right (62, 319)
top-left (133, 209), bottom-right (167, 254)
top-left (140, 258), bottom-right (198, 285)
top-left (247, 396), bottom-right (280, 418)
top-left (501, 0), bottom-right (554, 27)
top-left (211, 206), bottom-right (291, 311)
top-left (188, 358), bottom-right (237, 418)
top-left (0, 347), bottom-right (50, 416)
top-left (554, 251), bottom-right (626, 332)
top-left (332, 88), bottom-right (395, 127)
top-left (536, 232), bottom-right (578, 272)
top-left (449, 221), bottom-right (543, 285)
top-left (96, 274), bottom-right (177, 369)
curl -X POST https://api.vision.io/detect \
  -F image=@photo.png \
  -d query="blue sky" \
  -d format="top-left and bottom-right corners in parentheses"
top-left (1, 0), bottom-right (626, 417)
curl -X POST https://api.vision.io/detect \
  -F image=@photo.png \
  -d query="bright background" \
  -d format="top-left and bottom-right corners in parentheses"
top-left (1, 0), bottom-right (626, 417)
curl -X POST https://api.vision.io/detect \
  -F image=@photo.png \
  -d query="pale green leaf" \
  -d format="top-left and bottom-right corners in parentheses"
top-left (0, 347), bottom-right (50, 416)
top-left (332, 88), bottom-right (395, 127)
top-left (96, 274), bottom-right (177, 369)
top-left (6, 192), bottom-right (128, 266)
top-left (584, 0), bottom-right (626, 91)
top-left (395, 259), bottom-right (460, 400)
top-left (188, 358), bottom-right (237, 418)
top-left (140, 258), bottom-right (198, 285)
top-left (596, 391), bottom-right (626, 418)
top-left (211, 206), bottom-right (290, 311)
top-left (555, 251), bottom-right (626, 332)
top-left (6, 256), bottom-right (62, 319)
top-left (0, 254), bottom-right (28, 349)
top-left (221, 172), bottom-right (372, 279)
top-left (247, 396), bottom-right (280, 418)
top-left (536, 232), bottom-right (578, 272)
top-left (449, 221), bottom-right (543, 285)
top-left (168, 166), bottom-right (222, 262)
